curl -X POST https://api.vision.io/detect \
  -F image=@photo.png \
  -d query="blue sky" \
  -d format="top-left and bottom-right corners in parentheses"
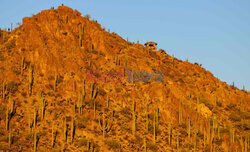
top-left (1, 0), bottom-right (249, 90)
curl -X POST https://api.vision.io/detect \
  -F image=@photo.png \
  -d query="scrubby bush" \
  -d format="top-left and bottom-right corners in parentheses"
top-left (84, 14), bottom-right (91, 20)
top-left (229, 112), bottom-right (241, 122)
top-left (6, 81), bottom-right (18, 94)
top-left (107, 138), bottom-right (121, 150)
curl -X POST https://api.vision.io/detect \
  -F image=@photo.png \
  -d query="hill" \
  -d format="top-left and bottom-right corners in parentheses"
top-left (0, 6), bottom-right (249, 152)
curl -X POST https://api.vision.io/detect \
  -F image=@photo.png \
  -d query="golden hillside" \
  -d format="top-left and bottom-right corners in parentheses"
top-left (0, 6), bottom-right (249, 152)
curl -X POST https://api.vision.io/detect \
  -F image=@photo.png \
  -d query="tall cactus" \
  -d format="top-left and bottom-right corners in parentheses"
top-left (39, 93), bottom-right (45, 120)
top-left (79, 24), bottom-right (84, 47)
top-left (8, 130), bottom-right (11, 148)
top-left (33, 108), bottom-right (37, 130)
top-left (52, 122), bottom-right (55, 148)
top-left (34, 131), bottom-right (37, 152)
top-left (214, 92), bottom-right (217, 106)
top-left (20, 56), bottom-right (26, 76)
top-left (145, 105), bottom-right (149, 133)
top-left (106, 94), bottom-right (109, 108)
top-left (179, 100), bottom-right (182, 124)
top-left (28, 65), bottom-right (33, 96)
top-left (197, 96), bottom-right (200, 113)
top-left (71, 118), bottom-right (75, 143)
top-left (6, 104), bottom-right (9, 131)
top-left (153, 111), bottom-right (157, 144)
top-left (168, 122), bottom-right (172, 145)
top-left (28, 112), bottom-right (32, 133)
top-left (91, 83), bottom-right (98, 101)
top-left (2, 81), bottom-right (6, 101)
top-left (156, 104), bottom-right (159, 129)
top-left (6, 97), bottom-right (15, 131)
top-left (63, 117), bottom-right (67, 142)
top-left (54, 74), bottom-right (58, 91)
top-left (65, 15), bottom-right (68, 24)
top-left (132, 99), bottom-right (136, 136)
top-left (78, 81), bottom-right (86, 115)
top-left (11, 23), bottom-right (13, 32)
top-left (99, 109), bottom-right (112, 138)
top-left (177, 135), bottom-right (179, 151)
top-left (172, 54), bottom-right (174, 68)
top-left (187, 117), bottom-right (191, 141)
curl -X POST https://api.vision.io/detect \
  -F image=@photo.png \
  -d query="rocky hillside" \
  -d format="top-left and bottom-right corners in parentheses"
top-left (0, 6), bottom-right (249, 152)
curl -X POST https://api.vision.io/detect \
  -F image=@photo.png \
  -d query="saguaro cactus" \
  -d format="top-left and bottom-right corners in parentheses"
top-left (214, 92), bottom-right (217, 106)
top-left (51, 122), bottom-right (55, 148)
top-left (65, 15), bottom-right (68, 24)
top-left (153, 111), bottom-right (157, 143)
top-left (6, 97), bottom-right (15, 131)
top-left (79, 24), bottom-right (84, 47)
top-left (179, 100), bottom-right (183, 124)
top-left (145, 105), bottom-right (149, 133)
top-left (27, 65), bottom-right (34, 96)
top-left (172, 54), bottom-right (174, 67)
top-left (2, 81), bottom-right (6, 101)
top-left (168, 122), bottom-right (172, 145)
top-left (20, 56), bottom-right (26, 76)
top-left (6, 105), bottom-right (9, 131)
top-left (54, 74), bottom-right (58, 91)
top-left (144, 138), bottom-right (147, 152)
top-left (188, 117), bottom-right (191, 141)
top-left (34, 131), bottom-right (37, 152)
top-left (71, 118), bottom-right (75, 143)
top-left (63, 117), bottom-right (67, 142)
top-left (106, 94), bottom-right (109, 108)
top-left (8, 130), bottom-right (11, 148)
top-left (39, 93), bottom-right (45, 120)
top-left (132, 99), bottom-right (136, 136)
top-left (33, 108), bottom-right (37, 129)
top-left (11, 23), bottom-right (13, 32)
top-left (99, 109), bottom-right (112, 139)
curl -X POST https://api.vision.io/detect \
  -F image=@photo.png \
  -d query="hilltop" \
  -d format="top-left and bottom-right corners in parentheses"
top-left (0, 6), bottom-right (249, 152)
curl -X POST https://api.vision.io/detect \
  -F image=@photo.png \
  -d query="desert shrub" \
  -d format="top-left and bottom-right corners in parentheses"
top-left (99, 51), bottom-right (105, 56)
top-left (78, 137), bottom-right (88, 147)
top-left (217, 101), bottom-right (222, 107)
top-left (214, 138), bottom-right (223, 145)
top-left (84, 14), bottom-right (91, 20)
top-left (76, 115), bottom-right (90, 129)
top-left (107, 138), bottom-right (121, 150)
top-left (0, 53), bottom-right (4, 61)
top-left (226, 103), bottom-right (236, 110)
top-left (98, 88), bottom-right (106, 96)
top-left (180, 123), bottom-right (187, 129)
top-left (12, 67), bottom-right (20, 75)
top-left (21, 92), bottom-right (27, 98)
top-left (120, 122), bottom-right (130, 133)
top-left (115, 87), bottom-right (121, 93)
top-left (120, 106), bottom-right (131, 116)
top-left (148, 113), bottom-right (154, 120)
top-left (6, 81), bottom-right (18, 93)
top-left (0, 106), bottom-right (6, 120)
top-left (92, 49), bottom-right (98, 54)
top-left (48, 75), bottom-right (54, 81)
top-left (229, 112), bottom-right (241, 122)
top-left (241, 120), bottom-right (250, 131)
top-left (5, 40), bottom-right (16, 50)
top-left (85, 64), bottom-right (92, 70)
top-left (200, 98), bottom-right (213, 110)
top-left (219, 127), bottom-right (229, 135)
top-left (147, 141), bottom-right (158, 151)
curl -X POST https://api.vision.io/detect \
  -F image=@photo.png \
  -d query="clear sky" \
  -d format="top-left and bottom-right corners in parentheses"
top-left (1, 0), bottom-right (249, 91)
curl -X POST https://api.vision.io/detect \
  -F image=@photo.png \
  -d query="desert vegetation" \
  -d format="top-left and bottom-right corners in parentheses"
top-left (0, 5), bottom-right (249, 152)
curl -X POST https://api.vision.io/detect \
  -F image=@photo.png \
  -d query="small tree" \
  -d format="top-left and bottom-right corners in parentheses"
top-left (84, 14), bottom-right (91, 20)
